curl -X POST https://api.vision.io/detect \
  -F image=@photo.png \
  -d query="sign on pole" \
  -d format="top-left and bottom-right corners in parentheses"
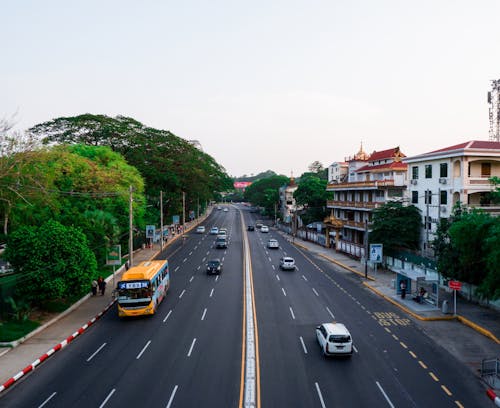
top-left (172, 215), bottom-right (180, 225)
top-left (448, 280), bottom-right (461, 290)
top-left (370, 244), bottom-right (383, 263)
top-left (146, 225), bottom-right (155, 238)
top-left (106, 245), bottom-right (121, 266)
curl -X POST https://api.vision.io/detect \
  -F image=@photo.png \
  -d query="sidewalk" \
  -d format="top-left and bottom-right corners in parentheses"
top-left (288, 235), bottom-right (500, 344)
top-left (0, 213), bottom-right (208, 391)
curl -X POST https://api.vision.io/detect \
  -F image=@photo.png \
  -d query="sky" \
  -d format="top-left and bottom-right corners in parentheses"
top-left (2, 0), bottom-right (500, 178)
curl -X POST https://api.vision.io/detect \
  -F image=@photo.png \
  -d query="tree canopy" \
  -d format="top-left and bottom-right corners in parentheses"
top-left (244, 175), bottom-right (289, 215)
top-left (294, 173), bottom-right (332, 225)
top-left (369, 202), bottom-right (421, 255)
top-left (29, 114), bottom-right (233, 223)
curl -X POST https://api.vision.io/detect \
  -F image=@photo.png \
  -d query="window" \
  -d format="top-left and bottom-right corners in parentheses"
top-left (412, 191), bottom-right (418, 204)
top-left (440, 191), bottom-right (447, 205)
top-left (440, 163), bottom-right (448, 178)
top-left (425, 165), bottom-right (432, 179)
top-left (412, 166), bottom-right (419, 180)
top-left (481, 163), bottom-right (491, 177)
top-left (425, 190), bottom-right (432, 204)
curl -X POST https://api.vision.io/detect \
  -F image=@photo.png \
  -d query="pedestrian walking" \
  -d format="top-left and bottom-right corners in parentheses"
top-left (400, 280), bottom-right (407, 299)
top-left (97, 276), bottom-right (106, 296)
top-left (91, 279), bottom-right (98, 296)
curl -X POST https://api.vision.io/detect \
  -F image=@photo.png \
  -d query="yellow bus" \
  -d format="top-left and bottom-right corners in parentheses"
top-left (116, 260), bottom-right (170, 317)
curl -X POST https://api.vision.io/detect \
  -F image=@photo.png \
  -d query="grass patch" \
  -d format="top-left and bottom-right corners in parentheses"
top-left (0, 319), bottom-right (40, 342)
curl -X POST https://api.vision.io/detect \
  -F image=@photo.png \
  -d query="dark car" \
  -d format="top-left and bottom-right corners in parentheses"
top-left (207, 259), bottom-right (222, 275)
top-left (247, 225), bottom-right (255, 231)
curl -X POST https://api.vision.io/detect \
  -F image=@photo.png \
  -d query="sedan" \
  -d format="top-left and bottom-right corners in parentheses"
top-left (247, 225), bottom-right (255, 231)
top-left (196, 226), bottom-right (206, 233)
top-left (279, 257), bottom-right (295, 270)
top-left (206, 259), bottom-right (222, 275)
top-left (260, 225), bottom-right (269, 233)
top-left (210, 227), bottom-right (219, 235)
top-left (267, 239), bottom-right (279, 249)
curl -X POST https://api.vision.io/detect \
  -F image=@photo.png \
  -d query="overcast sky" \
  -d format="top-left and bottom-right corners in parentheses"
top-left (2, 1), bottom-right (500, 177)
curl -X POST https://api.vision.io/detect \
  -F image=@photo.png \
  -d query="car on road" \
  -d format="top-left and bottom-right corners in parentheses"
top-left (267, 239), bottom-right (279, 249)
top-left (316, 322), bottom-right (353, 357)
top-left (196, 226), bottom-right (206, 233)
top-left (247, 225), bottom-right (255, 231)
top-left (256, 221), bottom-right (263, 229)
top-left (223, 208), bottom-right (229, 212)
top-left (279, 257), bottom-right (295, 270)
top-left (260, 225), bottom-right (269, 233)
top-left (206, 259), bottom-right (222, 275)
top-left (219, 228), bottom-right (228, 236)
top-left (215, 236), bottom-right (228, 249)
top-left (210, 227), bottom-right (219, 235)
top-left (217, 206), bottom-right (222, 210)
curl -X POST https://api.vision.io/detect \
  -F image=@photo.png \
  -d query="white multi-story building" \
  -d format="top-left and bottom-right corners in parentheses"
top-left (326, 146), bottom-right (407, 257)
top-left (327, 162), bottom-right (348, 184)
top-left (403, 140), bottom-right (500, 251)
top-left (279, 177), bottom-right (298, 223)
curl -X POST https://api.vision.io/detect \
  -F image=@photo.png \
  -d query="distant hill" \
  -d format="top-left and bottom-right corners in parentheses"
top-left (234, 170), bottom-right (282, 182)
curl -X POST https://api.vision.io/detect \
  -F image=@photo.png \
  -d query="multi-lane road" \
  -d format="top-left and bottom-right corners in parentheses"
top-left (0, 205), bottom-right (489, 407)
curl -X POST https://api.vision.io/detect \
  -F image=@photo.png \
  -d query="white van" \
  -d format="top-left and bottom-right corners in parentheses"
top-left (316, 322), bottom-right (353, 357)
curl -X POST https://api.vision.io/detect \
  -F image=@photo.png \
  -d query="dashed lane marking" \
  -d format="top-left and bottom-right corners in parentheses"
top-left (163, 310), bottom-right (172, 323)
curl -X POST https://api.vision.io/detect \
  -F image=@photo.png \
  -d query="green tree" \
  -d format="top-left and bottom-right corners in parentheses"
top-left (294, 173), bottom-right (332, 225)
top-left (4, 220), bottom-right (98, 306)
top-left (244, 175), bottom-right (289, 215)
top-left (28, 114), bottom-right (233, 223)
top-left (482, 219), bottom-right (500, 300)
top-left (369, 202), bottom-right (421, 255)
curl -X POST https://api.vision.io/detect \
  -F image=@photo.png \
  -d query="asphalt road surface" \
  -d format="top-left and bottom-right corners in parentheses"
top-left (0, 205), bottom-right (490, 407)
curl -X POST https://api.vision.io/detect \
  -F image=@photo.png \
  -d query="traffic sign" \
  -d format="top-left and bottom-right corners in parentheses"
top-left (370, 244), bottom-right (383, 263)
top-left (449, 280), bottom-right (461, 290)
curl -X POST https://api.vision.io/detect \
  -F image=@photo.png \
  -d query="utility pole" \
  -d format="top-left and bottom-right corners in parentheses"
top-left (129, 185), bottom-right (134, 267)
top-left (182, 191), bottom-right (186, 238)
top-left (364, 219), bottom-right (369, 279)
top-left (160, 190), bottom-right (164, 251)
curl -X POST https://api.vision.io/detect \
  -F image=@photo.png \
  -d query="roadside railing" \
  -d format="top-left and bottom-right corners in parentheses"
top-left (482, 357), bottom-right (500, 388)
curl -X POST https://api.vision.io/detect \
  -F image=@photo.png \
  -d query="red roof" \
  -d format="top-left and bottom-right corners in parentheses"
top-left (356, 162), bottom-right (408, 172)
top-left (368, 147), bottom-right (406, 162)
top-left (426, 140), bottom-right (500, 154)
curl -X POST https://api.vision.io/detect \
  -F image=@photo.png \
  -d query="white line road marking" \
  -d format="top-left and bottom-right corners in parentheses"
top-left (326, 307), bottom-right (335, 319)
top-left (299, 336), bottom-right (308, 354)
top-left (174, 266), bottom-right (180, 272)
top-left (194, 246), bottom-right (198, 250)
top-left (222, 257), bottom-right (225, 262)
top-left (210, 288), bottom-right (214, 297)
top-left (38, 392), bottom-right (57, 408)
top-left (215, 275), bottom-right (219, 282)
top-left (201, 308), bottom-right (207, 321)
top-left (268, 257), bottom-right (272, 262)
top-left (271, 265), bottom-right (275, 270)
top-left (187, 338), bottom-right (197, 357)
top-left (189, 276), bottom-right (194, 282)
top-left (315, 383), bottom-right (326, 408)
top-left (99, 389), bottom-right (116, 408)
top-left (136, 340), bottom-right (151, 359)
top-left (183, 258), bottom-right (187, 263)
top-left (353, 345), bottom-right (359, 353)
top-left (206, 251), bottom-right (210, 255)
top-left (295, 266), bottom-right (300, 271)
top-left (312, 288), bottom-right (319, 297)
top-left (166, 385), bottom-right (179, 408)
top-left (197, 265), bottom-right (201, 270)
top-left (179, 289), bottom-right (186, 298)
top-left (189, 251), bottom-right (192, 256)
top-left (282, 288), bottom-right (287, 297)
top-left (87, 343), bottom-right (107, 362)
top-left (302, 275), bottom-right (308, 282)
top-left (276, 274), bottom-right (280, 281)
top-left (202, 257), bottom-right (206, 262)
top-left (376, 381), bottom-right (395, 408)
top-left (163, 310), bottom-right (172, 322)
top-left (289, 307), bottom-right (295, 320)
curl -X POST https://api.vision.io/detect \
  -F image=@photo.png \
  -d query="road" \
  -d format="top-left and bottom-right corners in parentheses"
top-left (0, 205), bottom-right (490, 407)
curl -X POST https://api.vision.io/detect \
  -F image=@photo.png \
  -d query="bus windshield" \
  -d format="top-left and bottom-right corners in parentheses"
top-left (117, 280), bottom-right (152, 300)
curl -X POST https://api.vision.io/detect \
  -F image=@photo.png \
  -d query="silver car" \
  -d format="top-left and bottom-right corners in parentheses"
top-left (279, 256), bottom-right (295, 270)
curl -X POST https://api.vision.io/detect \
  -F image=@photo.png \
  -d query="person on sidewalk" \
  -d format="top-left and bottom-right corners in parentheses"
top-left (98, 276), bottom-right (106, 296)
top-left (400, 280), bottom-right (407, 299)
top-left (91, 279), bottom-right (98, 296)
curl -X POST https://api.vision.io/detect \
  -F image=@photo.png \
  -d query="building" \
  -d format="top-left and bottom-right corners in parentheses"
top-left (279, 176), bottom-right (298, 224)
top-left (403, 140), bottom-right (500, 252)
top-left (327, 161), bottom-right (348, 184)
top-left (326, 146), bottom-right (408, 258)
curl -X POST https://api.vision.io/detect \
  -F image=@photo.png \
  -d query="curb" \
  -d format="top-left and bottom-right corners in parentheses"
top-left (456, 316), bottom-right (500, 344)
top-left (487, 389), bottom-right (500, 407)
top-left (0, 300), bottom-right (115, 394)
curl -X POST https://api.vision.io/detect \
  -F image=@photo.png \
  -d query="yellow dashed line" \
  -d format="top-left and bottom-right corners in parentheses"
top-left (419, 361), bottom-right (427, 369)
top-left (400, 341), bottom-right (408, 349)
top-left (441, 385), bottom-right (452, 396)
top-left (455, 400), bottom-right (464, 408)
top-left (429, 372), bottom-right (439, 382)
top-left (409, 351), bottom-right (417, 359)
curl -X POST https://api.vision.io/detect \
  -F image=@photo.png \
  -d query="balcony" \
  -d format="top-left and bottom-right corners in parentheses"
top-left (326, 200), bottom-right (383, 209)
top-left (326, 179), bottom-right (397, 190)
top-left (343, 220), bottom-right (367, 229)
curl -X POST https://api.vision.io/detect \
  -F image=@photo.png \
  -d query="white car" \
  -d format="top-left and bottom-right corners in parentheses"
top-left (267, 239), bottom-right (279, 249)
top-left (279, 257), bottom-right (295, 270)
top-left (223, 208), bottom-right (229, 212)
top-left (196, 226), bottom-right (206, 233)
top-left (210, 227), bottom-right (219, 235)
top-left (316, 323), bottom-right (353, 357)
top-left (219, 228), bottom-right (228, 236)
top-left (260, 225), bottom-right (269, 233)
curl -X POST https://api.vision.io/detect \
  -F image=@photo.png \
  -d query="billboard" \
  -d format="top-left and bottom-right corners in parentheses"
top-left (234, 181), bottom-right (252, 189)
